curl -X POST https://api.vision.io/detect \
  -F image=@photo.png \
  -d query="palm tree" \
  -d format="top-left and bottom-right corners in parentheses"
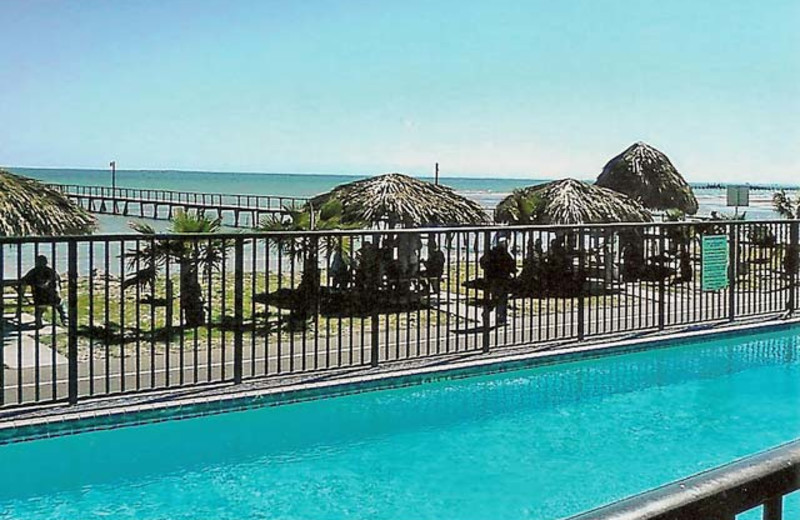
top-left (125, 210), bottom-right (229, 328)
top-left (258, 200), bottom-right (364, 319)
top-left (773, 190), bottom-right (800, 219)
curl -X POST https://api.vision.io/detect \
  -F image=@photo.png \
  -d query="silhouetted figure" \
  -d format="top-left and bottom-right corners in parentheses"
top-left (378, 236), bottom-right (397, 288)
top-left (330, 248), bottom-right (350, 289)
top-left (519, 238), bottom-right (544, 293)
top-left (356, 241), bottom-right (381, 294)
top-left (397, 232), bottom-right (422, 292)
top-left (19, 255), bottom-right (67, 327)
top-left (480, 237), bottom-right (516, 325)
top-left (423, 240), bottom-right (446, 294)
top-left (544, 237), bottom-right (571, 294)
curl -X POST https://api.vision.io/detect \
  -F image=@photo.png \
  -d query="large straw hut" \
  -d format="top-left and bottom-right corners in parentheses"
top-left (308, 173), bottom-right (489, 227)
top-left (494, 178), bottom-right (652, 225)
top-left (595, 142), bottom-right (698, 215)
top-left (0, 170), bottom-right (96, 236)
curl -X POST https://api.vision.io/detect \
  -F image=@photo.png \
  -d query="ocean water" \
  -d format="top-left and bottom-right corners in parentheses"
top-left (9, 167), bottom-right (794, 223)
top-left (0, 327), bottom-right (798, 519)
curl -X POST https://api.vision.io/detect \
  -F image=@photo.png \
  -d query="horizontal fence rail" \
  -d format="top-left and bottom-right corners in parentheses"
top-left (566, 439), bottom-right (800, 520)
top-left (0, 219), bottom-right (798, 409)
top-left (48, 183), bottom-right (310, 228)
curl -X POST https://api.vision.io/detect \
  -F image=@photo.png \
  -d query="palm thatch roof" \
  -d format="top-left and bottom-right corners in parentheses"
top-left (308, 173), bottom-right (489, 227)
top-left (495, 178), bottom-right (652, 225)
top-left (595, 142), bottom-right (698, 214)
top-left (0, 170), bottom-right (96, 236)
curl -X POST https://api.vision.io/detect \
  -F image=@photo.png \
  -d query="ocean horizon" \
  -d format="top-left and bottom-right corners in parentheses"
top-left (6, 166), bottom-right (798, 229)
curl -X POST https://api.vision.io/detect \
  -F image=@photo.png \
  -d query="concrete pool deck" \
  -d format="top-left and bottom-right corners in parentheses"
top-left (0, 313), bottom-right (797, 444)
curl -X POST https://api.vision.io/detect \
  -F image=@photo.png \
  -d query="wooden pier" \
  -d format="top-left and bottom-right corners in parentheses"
top-left (49, 184), bottom-right (308, 228)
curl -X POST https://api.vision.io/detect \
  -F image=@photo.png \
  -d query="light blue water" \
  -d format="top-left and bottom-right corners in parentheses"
top-left (0, 328), bottom-right (799, 519)
top-left (8, 167), bottom-right (793, 226)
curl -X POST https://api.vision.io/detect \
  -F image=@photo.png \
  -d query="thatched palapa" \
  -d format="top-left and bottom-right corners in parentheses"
top-left (495, 178), bottom-right (652, 225)
top-left (0, 170), bottom-right (96, 236)
top-left (596, 142), bottom-right (698, 214)
top-left (309, 173), bottom-right (489, 227)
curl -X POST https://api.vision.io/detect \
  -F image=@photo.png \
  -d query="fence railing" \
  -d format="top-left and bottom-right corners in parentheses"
top-left (566, 438), bottom-right (800, 520)
top-left (1, 220), bottom-right (798, 409)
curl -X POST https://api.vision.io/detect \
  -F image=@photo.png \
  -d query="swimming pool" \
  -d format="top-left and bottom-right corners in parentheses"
top-left (0, 326), bottom-right (799, 519)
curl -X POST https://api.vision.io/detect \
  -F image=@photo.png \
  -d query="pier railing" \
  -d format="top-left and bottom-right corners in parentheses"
top-left (1, 219), bottom-right (798, 409)
top-left (566, 439), bottom-right (800, 520)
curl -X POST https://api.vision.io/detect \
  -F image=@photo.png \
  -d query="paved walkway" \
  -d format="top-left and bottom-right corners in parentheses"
top-left (1, 313), bottom-right (69, 369)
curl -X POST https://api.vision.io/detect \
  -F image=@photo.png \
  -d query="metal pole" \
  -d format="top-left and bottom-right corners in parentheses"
top-left (482, 230), bottom-right (491, 353)
top-left (110, 161), bottom-right (117, 214)
top-left (658, 226), bottom-right (666, 330)
top-left (371, 233), bottom-right (380, 367)
top-left (435, 163), bottom-right (439, 185)
top-left (67, 240), bottom-right (79, 404)
top-left (577, 228), bottom-right (586, 340)
top-left (233, 237), bottom-right (244, 384)
top-left (789, 221), bottom-right (798, 314)
top-left (728, 223), bottom-right (737, 322)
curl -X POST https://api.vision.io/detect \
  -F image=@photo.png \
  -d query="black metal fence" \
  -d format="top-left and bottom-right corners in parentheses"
top-left (567, 438), bottom-right (800, 520)
top-left (1, 220), bottom-right (798, 408)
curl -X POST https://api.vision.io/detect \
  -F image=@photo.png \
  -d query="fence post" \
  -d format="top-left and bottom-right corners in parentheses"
top-left (789, 221), bottom-right (799, 314)
top-left (577, 227), bottom-right (586, 340)
top-left (658, 225), bottom-right (666, 330)
top-left (482, 230), bottom-right (491, 353)
top-left (371, 233), bottom-right (380, 367)
top-left (67, 240), bottom-right (79, 404)
top-left (728, 223), bottom-right (737, 322)
top-left (233, 237), bottom-right (244, 384)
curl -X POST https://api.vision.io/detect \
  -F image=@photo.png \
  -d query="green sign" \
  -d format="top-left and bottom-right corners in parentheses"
top-left (702, 235), bottom-right (729, 291)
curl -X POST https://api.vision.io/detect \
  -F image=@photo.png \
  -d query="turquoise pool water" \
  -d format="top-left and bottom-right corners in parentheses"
top-left (1, 328), bottom-right (799, 519)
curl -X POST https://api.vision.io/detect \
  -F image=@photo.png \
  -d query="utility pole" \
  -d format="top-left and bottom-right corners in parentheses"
top-left (435, 162), bottom-right (439, 185)
top-left (109, 161), bottom-right (117, 214)
top-left (110, 161), bottom-right (116, 191)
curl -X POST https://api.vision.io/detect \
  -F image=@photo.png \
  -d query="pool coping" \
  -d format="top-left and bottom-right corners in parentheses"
top-left (1, 316), bottom-right (798, 444)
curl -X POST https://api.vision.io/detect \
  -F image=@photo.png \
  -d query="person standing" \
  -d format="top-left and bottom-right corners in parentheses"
top-left (19, 255), bottom-right (67, 327)
top-left (423, 239), bottom-right (446, 294)
top-left (480, 237), bottom-right (516, 326)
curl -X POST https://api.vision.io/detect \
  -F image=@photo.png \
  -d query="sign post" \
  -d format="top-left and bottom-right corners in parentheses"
top-left (726, 185), bottom-right (749, 217)
top-left (702, 234), bottom-right (729, 291)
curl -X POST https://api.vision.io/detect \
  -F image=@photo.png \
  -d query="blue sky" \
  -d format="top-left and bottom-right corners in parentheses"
top-left (1, 0), bottom-right (798, 183)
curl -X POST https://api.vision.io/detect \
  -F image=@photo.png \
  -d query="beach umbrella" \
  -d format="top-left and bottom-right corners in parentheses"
top-left (308, 173), bottom-right (489, 227)
top-left (595, 142), bottom-right (698, 215)
top-left (0, 170), bottom-right (96, 236)
top-left (494, 178), bottom-right (652, 225)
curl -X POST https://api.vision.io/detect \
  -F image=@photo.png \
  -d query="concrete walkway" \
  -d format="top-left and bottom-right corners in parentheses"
top-left (1, 314), bottom-right (69, 369)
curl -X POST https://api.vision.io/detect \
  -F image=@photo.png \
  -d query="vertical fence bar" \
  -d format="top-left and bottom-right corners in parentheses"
top-left (577, 227), bottom-right (586, 341)
top-left (763, 496), bottom-right (783, 520)
top-left (67, 240), bottom-right (79, 404)
top-left (728, 223), bottom-right (737, 321)
top-left (482, 230), bottom-right (491, 353)
top-left (789, 221), bottom-right (798, 314)
top-left (0, 242), bottom-right (4, 407)
top-left (233, 237), bottom-right (244, 384)
top-left (658, 226), bottom-right (666, 330)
